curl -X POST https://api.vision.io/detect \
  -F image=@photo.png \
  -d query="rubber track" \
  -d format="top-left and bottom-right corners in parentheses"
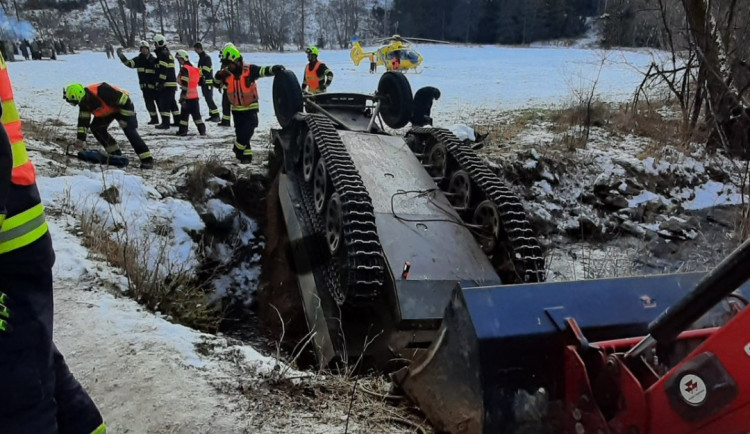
top-left (300, 114), bottom-right (385, 304)
top-left (408, 127), bottom-right (545, 283)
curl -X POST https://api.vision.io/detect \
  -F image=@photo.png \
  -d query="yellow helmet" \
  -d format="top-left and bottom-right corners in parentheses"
top-left (63, 83), bottom-right (85, 105)
top-left (175, 49), bottom-right (190, 62)
top-left (305, 45), bottom-right (319, 56)
top-left (221, 45), bottom-right (242, 62)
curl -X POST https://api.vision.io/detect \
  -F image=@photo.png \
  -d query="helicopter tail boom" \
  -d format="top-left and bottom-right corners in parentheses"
top-left (350, 41), bottom-right (373, 67)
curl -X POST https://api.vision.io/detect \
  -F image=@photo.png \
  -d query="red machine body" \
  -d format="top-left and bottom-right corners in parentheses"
top-left (565, 306), bottom-right (750, 434)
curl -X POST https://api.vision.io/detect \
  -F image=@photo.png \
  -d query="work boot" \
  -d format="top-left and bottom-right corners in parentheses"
top-left (197, 124), bottom-right (206, 136)
top-left (176, 128), bottom-right (188, 136)
top-left (208, 114), bottom-right (220, 122)
top-left (140, 158), bottom-right (154, 169)
top-left (217, 120), bottom-right (230, 127)
top-left (148, 117), bottom-right (160, 125)
top-left (109, 149), bottom-right (123, 156)
top-left (238, 154), bottom-right (253, 164)
top-left (155, 122), bottom-right (170, 130)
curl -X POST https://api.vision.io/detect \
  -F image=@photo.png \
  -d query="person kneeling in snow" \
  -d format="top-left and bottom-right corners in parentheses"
top-left (411, 86), bottom-right (441, 127)
top-left (63, 82), bottom-right (155, 169)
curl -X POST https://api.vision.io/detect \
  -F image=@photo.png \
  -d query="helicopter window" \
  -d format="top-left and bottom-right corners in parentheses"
top-left (387, 49), bottom-right (419, 63)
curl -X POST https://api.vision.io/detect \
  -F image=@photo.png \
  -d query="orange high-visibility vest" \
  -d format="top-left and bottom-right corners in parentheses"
top-left (226, 65), bottom-right (259, 111)
top-left (0, 52), bottom-right (48, 254)
top-left (0, 58), bottom-right (34, 186)
top-left (86, 83), bottom-right (127, 117)
top-left (304, 61), bottom-right (322, 92)
top-left (182, 64), bottom-right (201, 100)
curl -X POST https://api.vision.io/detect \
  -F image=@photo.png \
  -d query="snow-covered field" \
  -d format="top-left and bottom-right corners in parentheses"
top-left (8, 44), bottom-right (745, 431)
top-left (11, 44), bottom-right (655, 132)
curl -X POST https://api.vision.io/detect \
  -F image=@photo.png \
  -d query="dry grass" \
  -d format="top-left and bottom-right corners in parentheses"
top-left (245, 371), bottom-right (432, 433)
top-left (548, 98), bottom-right (709, 158)
top-left (482, 108), bottom-right (551, 143)
top-left (77, 206), bottom-right (222, 332)
top-left (182, 156), bottom-right (231, 203)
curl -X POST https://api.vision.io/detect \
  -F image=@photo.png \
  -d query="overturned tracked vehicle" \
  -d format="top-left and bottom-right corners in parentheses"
top-left (265, 71), bottom-right (545, 367)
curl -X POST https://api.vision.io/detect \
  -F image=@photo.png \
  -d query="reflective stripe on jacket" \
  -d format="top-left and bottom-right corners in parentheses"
top-left (304, 61), bottom-right (322, 93)
top-left (226, 65), bottom-right (259, 111)
top-left (0, 53), bottom-right (48, 254)
top-left (87, 83), bottom-right (128, 117)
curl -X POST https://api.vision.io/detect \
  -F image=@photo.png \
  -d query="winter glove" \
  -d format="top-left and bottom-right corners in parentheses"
top-left (319, 84), bottom-right (327, 92)
top-left (0, 292), bottom-right (10, 335)
top-left (271, 65), bottom-right (285, 75)
top-left (74, 139), bottom-right (85, 149)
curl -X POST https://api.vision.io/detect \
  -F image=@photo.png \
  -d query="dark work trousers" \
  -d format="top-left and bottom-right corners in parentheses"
top-left (221, 90), bottom-right (231, 124)
top-left (91, 113), bottom-right (153, 162)
top-left (178, 99), bottom-right (206, 135)
top-left (201, 84), bottom-right (219, 117)
top-left (142, 88), bottom-right (160, 124)
top-left (232, 109), bottom-right (258, 160)
top-left (0, 233), bottom-right (104, 433)
top-left (158, 86), bottom-right (180, 127)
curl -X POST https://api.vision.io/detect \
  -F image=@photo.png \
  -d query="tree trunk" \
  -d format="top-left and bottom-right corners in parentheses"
top-left (683, 0), bottom-right (749, 156)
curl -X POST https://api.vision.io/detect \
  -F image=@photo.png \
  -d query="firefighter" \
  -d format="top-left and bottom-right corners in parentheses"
top-left (216, 43), bottom-right (234, 127)
top-left (175, 50), bottom-right (205, 136)
top-left (301, 45), bottom-right (333, 94)
top-left (193, 42), bottom-right (220, 122)
top-left (63, 82), bottom-right (155, 169)
top-left (369, 53), bottom-right (377, 74)
top-left (117, 40), bottom-right (160, 125)
top-left (214, 45), bottom-right (284, 163)
top-left (152, 34), bottom-right (180, 129)
top-left (391, 53), bottom-right (401, 71)
top-left (0, 52), bottom-right (105, 434)
top-left (411, 86), bottom-right (441, 127)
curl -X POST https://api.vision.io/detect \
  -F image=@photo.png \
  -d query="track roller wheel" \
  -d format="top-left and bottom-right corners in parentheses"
top-left (473, 200), bottom-right (500, 253)
top-left (325, 193), bottom-right (343, 254)
top-left (313, 159), bottom-right (328, 214)
top-left (302, 131), bottom-right (316, 183)
top-left (425, 142), bottom-right (447, 180)
top-left (448, 170), bottom-right (472, 210)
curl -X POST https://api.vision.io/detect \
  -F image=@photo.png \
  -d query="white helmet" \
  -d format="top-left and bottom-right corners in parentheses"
top-left (153, 34), bottom-right (166, 47)
top-left (175, 49), bottom-right (190, 62)
top-left (139, 40), bottom-right (149, 49)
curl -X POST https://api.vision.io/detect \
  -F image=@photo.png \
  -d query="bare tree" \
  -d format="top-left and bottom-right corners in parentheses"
top-left (99, 0), bottom-right (144, 47)
top-left (250, 0), bottom-right (292, 50)
top-left (682, 0), bottom-right (749, 157)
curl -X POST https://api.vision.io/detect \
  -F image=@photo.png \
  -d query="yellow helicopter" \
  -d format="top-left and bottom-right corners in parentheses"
top-left (350, 35), bottom-right (429, 72)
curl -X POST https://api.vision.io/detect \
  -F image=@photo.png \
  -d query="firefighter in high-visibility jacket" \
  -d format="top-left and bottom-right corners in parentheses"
top-left (116, 40), bottom-right (160, 125)
top-left (175, 49), bottom-right (205, 136)
top-left (0, 52), bottom-right (105, 434)
top-left (216, 43), bottom-right (235, 127)
top-left (153, 34), bottom-right (180, 129)
top-left (193, 42), bottom-right (220, 122)
top-left (63, 82), bottom-right (155, 169)
top-left (301, 46), bottom-right (333, 94)
top-left (214, 45), bottom-right (285, 163)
